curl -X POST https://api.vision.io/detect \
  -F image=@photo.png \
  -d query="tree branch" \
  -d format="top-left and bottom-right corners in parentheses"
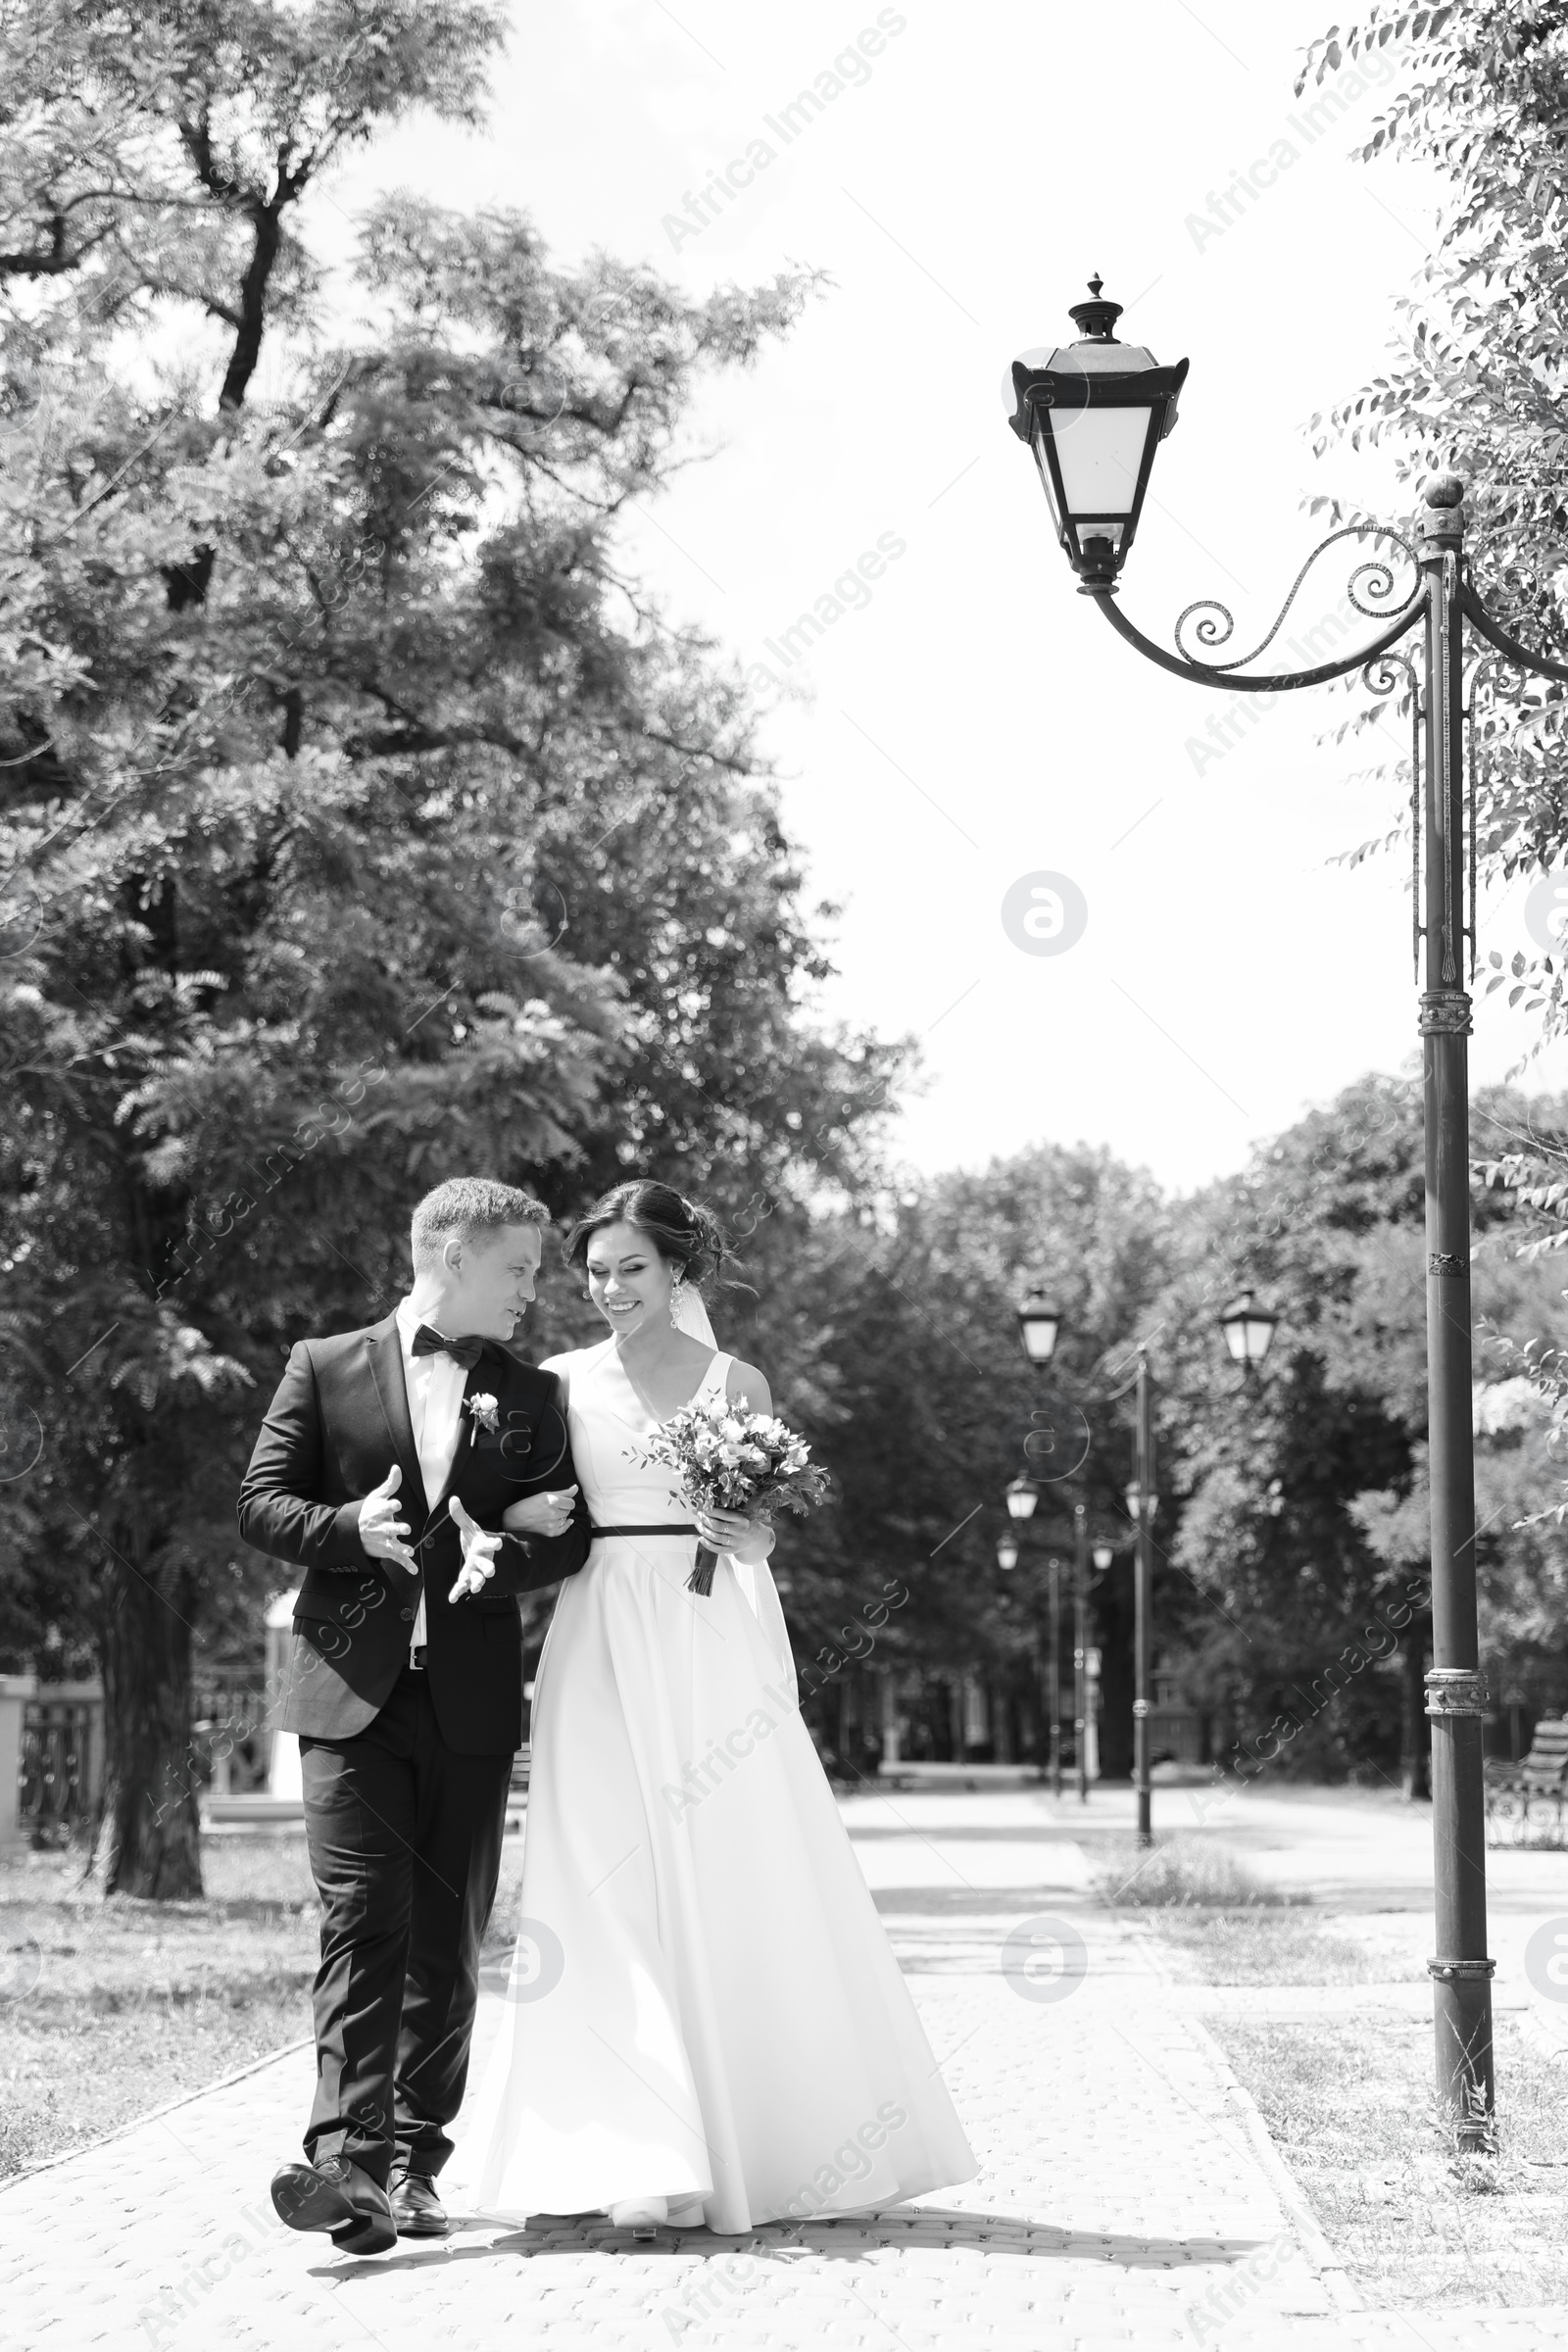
top-left (0, 212), bottom-right (117, 279)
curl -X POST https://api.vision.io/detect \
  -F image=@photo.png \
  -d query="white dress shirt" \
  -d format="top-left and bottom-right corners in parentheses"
top-left (394, 1296), bottom-right (470, 1659)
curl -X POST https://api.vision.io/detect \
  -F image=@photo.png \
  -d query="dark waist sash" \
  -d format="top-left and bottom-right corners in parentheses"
top-left (590, 1523), bottom-right (699, 1540)
top-left (591, 1521), bottom-right (722, 1597)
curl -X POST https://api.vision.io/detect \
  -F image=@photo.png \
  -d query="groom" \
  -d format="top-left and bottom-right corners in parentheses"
top-left (237, 1177), bottom-right (588, 2254)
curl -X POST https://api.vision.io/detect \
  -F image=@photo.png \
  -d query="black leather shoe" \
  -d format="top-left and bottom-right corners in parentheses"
top-left (389, 2166), bottom-right (449, 2237)
top-left (271, 2155), bottom-right (397, 2256)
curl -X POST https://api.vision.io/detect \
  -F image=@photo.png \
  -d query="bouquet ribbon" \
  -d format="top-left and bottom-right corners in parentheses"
top-left (589, 1523), bottom-right (716, 1596)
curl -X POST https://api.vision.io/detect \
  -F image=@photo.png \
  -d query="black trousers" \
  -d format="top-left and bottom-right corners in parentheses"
top-left (299, 1664), bottom-right (512, 2183)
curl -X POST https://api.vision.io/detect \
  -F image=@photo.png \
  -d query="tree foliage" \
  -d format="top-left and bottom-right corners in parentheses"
top-left (1299, 3), bottom-right (1568, 1024)
top-left (0, 0), bottom-right (892, 1895)
top-left (1300, 0), bottom-right (1568, 1524)
top-left (781, 1079), bottom-right (1568, 1787)
top-left (1157, 1072), bottom-right (1568, 1768)
top-left (746, 1143), bottom-right (1182, 1780)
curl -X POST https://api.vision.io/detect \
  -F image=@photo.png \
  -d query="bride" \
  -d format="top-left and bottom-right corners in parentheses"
top-left (449, 1178), bottom-right (975, 2234)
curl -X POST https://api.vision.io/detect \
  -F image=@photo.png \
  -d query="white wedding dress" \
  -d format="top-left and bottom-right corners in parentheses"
top-left (450, 1337), bottom-right (975, 2231)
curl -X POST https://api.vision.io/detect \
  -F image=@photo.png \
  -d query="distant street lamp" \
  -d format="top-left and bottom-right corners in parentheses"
top-left (997, 1480), bottom-right (1059, 1794)
top-left (1070, 1537), bottom-right (1116, 1807)
top-left (1120, 1349), bottom-right (1157, 1849)
top-left (1045, 1551), bottom-right (1063, 1798)
top-left (1219, 1290), bottom-right (1279, 1371)
top-left (1011, 1292), bottom-right (1156, 1820)
top-left (1006, 1474), bottom-right (1040, 1521)
top-left (1015, 1292), bottom-right (1061, 1367)
top-left (1004, 274), bottom-right (1568, 2140)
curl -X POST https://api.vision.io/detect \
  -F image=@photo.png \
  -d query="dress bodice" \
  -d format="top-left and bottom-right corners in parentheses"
top-left (552, 1342), bottom-right (733, 1525)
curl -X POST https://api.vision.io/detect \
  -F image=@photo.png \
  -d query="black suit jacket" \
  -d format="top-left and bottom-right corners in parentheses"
top-left (236, 1313), bottom-right (589, 1752)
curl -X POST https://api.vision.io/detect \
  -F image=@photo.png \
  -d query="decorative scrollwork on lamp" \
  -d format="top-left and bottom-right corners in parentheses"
top-left (1174, 522), bottom-right (1421, 673)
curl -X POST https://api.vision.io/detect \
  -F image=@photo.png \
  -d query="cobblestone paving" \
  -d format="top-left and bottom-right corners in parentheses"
top-left (4, 1794), bottom-right (1564, 2350)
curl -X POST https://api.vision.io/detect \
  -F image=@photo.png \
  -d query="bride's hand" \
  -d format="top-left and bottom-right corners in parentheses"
top-left (695, 1508), bottom-right (775, 1565)
top-left (503, 1486), bottom-right (578, 1540)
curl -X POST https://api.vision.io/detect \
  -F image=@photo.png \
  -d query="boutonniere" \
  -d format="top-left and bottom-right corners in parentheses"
top-left (465, 1392), bottom-right (500, 1446)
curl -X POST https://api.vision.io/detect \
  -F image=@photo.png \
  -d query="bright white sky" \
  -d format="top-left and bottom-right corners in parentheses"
top-left (305, 0), bottom-right (1568, 1195)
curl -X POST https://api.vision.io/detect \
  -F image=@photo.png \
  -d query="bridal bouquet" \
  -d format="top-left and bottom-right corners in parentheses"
top-left (633, 1397), bottom-right (830, 1594)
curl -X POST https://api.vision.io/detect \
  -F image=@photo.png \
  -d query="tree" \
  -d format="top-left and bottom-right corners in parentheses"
top-left (1158, 1072), bottom-right (1568, 1781)
top-left (1297, 0), bottom-right (1568, 1565)
top-left (687, 1075), bottom-right (1568, 1791)
top-left (1298, 3), bottom-right (1568, 1037)
top-left (740, 1143), bottom-right (1178, 1779)
top-left (0, 3), bottom-right (891, 1894)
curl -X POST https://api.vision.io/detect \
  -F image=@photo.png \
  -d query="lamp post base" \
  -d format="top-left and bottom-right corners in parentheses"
top-left (1428, 1959), bottom-right (1496, 2147)
top-left (1427, 1667), bottom-right (1494, 2143)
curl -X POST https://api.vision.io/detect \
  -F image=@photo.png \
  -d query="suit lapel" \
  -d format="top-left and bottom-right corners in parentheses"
top-left (365, 1315), bottom-right (426, 1522)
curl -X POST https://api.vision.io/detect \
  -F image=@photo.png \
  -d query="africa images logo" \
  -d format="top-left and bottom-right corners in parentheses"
top-left (1001, 871), bottom-right (1089, 957)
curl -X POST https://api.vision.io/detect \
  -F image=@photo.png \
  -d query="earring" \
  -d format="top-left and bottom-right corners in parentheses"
top-left (668, 1273), bottom-right (685, 1327)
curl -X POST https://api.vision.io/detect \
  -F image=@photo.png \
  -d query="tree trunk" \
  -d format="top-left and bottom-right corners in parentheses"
top-left (994, 1684), bottom-right (1014, 1764)
top-left (1400, 1614), bottom-right (1431, 1802)
top-left (94, 1548), bottom-right (203, 1897)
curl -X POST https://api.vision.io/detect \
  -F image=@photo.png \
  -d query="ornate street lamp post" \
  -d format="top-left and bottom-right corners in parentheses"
top-left (1086, 1542), bottom-right (1113, 1804)
top-left (1044, 1553), bottom-right (1062, 1798)
top-left (1001, 1476), bottom-right (1063, 1794)
top-left (1122, 1349), bottom-right (1157, 1849)
top-left (1071, 1505), bottom-right (1088, 1803)
top-left (1004, 279), bottom-right (1568, 2140)
top-left (1012, 1301), bottom-right (1060, 1788)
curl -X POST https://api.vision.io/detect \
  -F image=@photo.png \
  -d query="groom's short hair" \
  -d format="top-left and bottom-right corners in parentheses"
top-left (410, 1178), bottom-right (549, 1269)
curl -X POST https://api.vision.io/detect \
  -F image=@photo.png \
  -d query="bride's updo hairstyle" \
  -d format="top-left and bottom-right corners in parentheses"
top-left (564, 1179), bottom-right (730, 1293)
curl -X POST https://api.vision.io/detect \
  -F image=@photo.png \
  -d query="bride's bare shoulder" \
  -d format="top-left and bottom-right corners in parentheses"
top-left (724, 1355), bottom-right (772, 1415)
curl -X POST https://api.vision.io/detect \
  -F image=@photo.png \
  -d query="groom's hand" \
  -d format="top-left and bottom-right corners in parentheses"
top-left (359, 1465), bottom-right (417, 1573)
top-left (501, 1486), bottom-right (578, 1541)
top-left (448, 1494), bottom-right (504, 1601)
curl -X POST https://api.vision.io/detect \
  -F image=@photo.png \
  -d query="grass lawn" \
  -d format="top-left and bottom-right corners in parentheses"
top-left (1082, 1831), bottom-right (1304, 1911)
top-left (1217, 2012), bottom-right (1568, 2305)
top-left (0, 1835), bottom-right (318, 2178)
top-left (1147, 1889), bottom-right (1568, 2307)
top-left (0, 1827), bottom-right (530, 2178)
top-left (1148, 1905), bottom-right (1431, 1986)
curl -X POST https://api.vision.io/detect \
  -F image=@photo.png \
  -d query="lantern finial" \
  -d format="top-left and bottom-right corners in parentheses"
top-left (1069, 276), bottom-right (1123, 341)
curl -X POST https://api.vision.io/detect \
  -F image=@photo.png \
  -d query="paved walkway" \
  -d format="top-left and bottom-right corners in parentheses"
top-left (4, 1788), bottom-right (1565, 2350)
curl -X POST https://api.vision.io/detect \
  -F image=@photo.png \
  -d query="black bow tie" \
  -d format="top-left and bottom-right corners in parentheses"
top-left (411, 1324), bottom-right (491, 1372)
